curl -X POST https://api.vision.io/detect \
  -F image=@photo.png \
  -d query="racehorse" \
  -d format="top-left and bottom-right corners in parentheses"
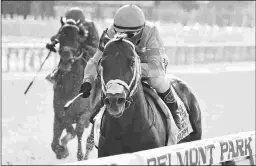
top-left (96, 36), bottom-right (202, 157)
top-left (51, 17), bottom-right (101, 160)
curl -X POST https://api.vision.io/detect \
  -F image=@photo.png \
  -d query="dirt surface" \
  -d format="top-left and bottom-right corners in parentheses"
top-left (2, 63), bottom-right (255, 165)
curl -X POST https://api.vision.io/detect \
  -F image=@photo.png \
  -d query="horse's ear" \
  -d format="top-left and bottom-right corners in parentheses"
top-left (60, 16), bottom-right (66, 26)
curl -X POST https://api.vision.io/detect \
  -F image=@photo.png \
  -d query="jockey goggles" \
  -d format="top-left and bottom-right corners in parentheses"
top-left (113, 27), bottom-right (144, 45)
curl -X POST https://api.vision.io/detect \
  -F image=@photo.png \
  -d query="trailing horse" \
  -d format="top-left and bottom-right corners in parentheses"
top-left (50, 16), bottom-right (101, 160)
top-left (94, 36), bottom-right (202, 157)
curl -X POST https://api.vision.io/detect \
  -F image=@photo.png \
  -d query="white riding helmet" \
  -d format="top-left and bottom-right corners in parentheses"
top-left (113, 4), bottom-right (145, 32)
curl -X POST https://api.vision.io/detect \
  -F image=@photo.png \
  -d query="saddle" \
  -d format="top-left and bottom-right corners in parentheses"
top-left (92, 81), bottom-right (193, 148)
top-left (141, 82), bottom-right (193, 145)
top-left (141, 82), bottom-right (179, 145)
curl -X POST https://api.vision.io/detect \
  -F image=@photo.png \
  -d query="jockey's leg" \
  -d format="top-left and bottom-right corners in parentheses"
top-left (46, 69), bottom-right (58, 84)
top-left (147, 76), bottom-right (180, 127)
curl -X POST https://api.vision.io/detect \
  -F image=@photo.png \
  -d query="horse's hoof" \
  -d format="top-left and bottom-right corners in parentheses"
top-left (56, 146), bottom-right (69, 159)
top-left (77, 151), bottom-right (84, 161)
top-left (58, 145), bottom-right (65, 152)
top-left (84, 155), bottom-right (88, 160)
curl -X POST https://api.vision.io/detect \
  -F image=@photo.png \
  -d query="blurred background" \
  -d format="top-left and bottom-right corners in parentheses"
top-left (1, 1), bottom-right (255, 165)
top-left (1, 1), bottom-right (255, 72)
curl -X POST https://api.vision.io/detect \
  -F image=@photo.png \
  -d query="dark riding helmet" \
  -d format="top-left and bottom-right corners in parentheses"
top-left (65, 7), bottom-right (85, 21)
top-left (59, 7), bottom-right (89, 39)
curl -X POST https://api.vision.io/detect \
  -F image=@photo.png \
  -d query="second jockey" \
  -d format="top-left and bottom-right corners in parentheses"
top-left (79, 4), bottom-right (189, 134)
top-left (45, 7), bottom-right (99, 84)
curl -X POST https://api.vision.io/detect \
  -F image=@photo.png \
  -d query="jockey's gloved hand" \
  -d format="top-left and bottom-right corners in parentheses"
top-left (79, 82), bottom-right (92, 98)
top-left (46, 39), bottom-right (58, 53)
top-left (98, 28), bottom-right (110, 52)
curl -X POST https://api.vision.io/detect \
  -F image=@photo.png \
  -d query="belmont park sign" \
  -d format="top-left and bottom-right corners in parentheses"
top-left (145, 134), bottom-right (254, 165)
top-left (63, 131), bottom-right (255, 165)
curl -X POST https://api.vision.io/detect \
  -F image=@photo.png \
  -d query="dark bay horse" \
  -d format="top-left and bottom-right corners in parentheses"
top-left (51, 17), bottom-right (101, 160)
top-left (97, 36), bottom-right (202, 157)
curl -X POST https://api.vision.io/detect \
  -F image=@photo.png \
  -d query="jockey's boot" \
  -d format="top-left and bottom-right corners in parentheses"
top-left (158, 88), bottom-right (182, 129)
top-left (45, 69), bottom-right (58, 84)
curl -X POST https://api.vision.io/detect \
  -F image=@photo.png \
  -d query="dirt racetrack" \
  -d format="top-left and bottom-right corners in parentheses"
top-left (2, 62), bottom-right (255, 165)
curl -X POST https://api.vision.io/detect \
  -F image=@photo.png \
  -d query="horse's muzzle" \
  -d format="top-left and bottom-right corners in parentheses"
top-left (59, 50), bottom-right (75, 72)
top-left (104, 93), bottom-right (126, 118)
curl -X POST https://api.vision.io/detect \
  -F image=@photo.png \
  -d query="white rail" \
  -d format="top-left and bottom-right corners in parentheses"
top-left (1, 43), bottom-right (255, 72)
top-left (62, 131), bottom-right (255, 165)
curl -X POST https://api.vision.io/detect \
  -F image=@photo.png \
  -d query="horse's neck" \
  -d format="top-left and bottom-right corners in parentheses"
top-left (130, 82), bottom-right (152, 130)
top-left (55, 60), bottom-right (85, 96)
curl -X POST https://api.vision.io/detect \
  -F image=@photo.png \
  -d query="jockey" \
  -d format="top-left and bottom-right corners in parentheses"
top-left (45, 7), bottom-right (99, 84)
top-left (79, 4), bottom-right (184, 130)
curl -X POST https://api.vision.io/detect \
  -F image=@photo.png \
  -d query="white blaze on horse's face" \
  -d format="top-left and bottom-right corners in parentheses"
top-left (106, 82), bottom-right (126, 95)
top-left (104, 81), bottom-right (127, 118)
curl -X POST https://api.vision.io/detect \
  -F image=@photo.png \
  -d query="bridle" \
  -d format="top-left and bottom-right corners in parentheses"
top-left (57, 18), bottom-right (87, 64)
top-left (98, 37), bottom-right (157, 139)
top-left (59, 45), bottom-right (85, 64)
top-left (99, 36), bottom-right (142, 109)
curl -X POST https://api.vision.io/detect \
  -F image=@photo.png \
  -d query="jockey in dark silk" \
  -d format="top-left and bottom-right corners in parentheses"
top-left (46, 7), bottom-right (99, 84)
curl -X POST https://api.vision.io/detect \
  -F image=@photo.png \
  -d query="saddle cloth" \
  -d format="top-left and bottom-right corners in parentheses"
top-left (92, 83), bottom-right (193, 147)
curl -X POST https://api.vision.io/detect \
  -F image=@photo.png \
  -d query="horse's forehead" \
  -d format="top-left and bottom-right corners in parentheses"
top-left (59, 27), bottom-right (79, 42)
top-left (105, 41), bottom-right (134, 55)
top-left (61, 26), bottom-right (78, 33)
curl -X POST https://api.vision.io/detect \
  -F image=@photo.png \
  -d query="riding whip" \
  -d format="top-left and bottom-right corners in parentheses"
top-left (64, 93), bottom-right (83, 110)
top-left (24, 50), bottom-right (53, 95)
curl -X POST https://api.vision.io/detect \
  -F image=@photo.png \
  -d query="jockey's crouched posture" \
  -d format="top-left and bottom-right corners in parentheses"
top-left (79, 4), bottom-right (189, 136)
top-left (45, 7), bottom-right (99, 84)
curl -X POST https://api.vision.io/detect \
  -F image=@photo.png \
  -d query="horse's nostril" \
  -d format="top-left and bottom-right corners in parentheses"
top-left (117, 98), bottom-right (126, 105)
top-left (104, 98), bottom-right (110, 105)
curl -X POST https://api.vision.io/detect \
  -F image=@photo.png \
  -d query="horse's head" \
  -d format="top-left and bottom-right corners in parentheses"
top-left (99, 35), bottom-right (141, 118)
top-left (57, 17), bottom-right (86, 72)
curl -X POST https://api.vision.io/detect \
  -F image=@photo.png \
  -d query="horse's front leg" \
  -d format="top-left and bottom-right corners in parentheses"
top-left (84, 124), bottom-right (95, 160)
top-left (75, 114), bottom-right (88, 161)
top-left (60, 124), bottom-right (76, 158)
top-left (51, 115), bottom-right (66, 159)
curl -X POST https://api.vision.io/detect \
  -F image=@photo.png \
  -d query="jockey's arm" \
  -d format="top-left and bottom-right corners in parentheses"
top-left (140, 25), bottom-right (169, 78)
top-left (82, 27), bottom-right (114, 84)
top-left (82, 49), bottom-right (103, 84)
